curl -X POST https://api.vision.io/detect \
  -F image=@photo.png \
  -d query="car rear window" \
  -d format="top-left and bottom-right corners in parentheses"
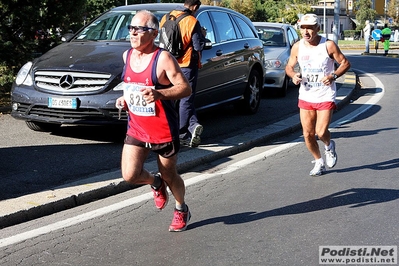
top-left (234, 16), bottom-right (256, 39)
top-left (211, 11), bottom-right (238, 42)
top-left (256, 27), bottom-right (286, 47)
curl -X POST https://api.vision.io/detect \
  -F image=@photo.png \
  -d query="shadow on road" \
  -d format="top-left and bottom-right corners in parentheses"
top-left (188, 188), bottom-right (399, 229)
top-left (0, 124), bottom-right (129, 200)
top-left (49, 124), bottom-right (127, 143)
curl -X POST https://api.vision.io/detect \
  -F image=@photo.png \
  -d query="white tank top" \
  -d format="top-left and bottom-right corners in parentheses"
top-left (298, 36), bottom-right (336, 103)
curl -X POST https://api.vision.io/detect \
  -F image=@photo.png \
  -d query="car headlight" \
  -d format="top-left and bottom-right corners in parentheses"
top-left (113, 81), bottom-right (124, 91)
top-left (15, 62), bottom-right (33, 86)
top-left (265, 59), bottom-right (282, 69)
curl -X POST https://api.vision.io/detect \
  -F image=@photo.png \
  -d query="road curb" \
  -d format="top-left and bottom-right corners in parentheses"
top-left (0, 70), bottom-right (358, 229)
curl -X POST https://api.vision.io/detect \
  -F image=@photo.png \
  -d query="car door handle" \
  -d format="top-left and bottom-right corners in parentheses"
top-left (216, 50), bottom-right (223, 56)
top-left (244, 43), bottom-right (249, 49)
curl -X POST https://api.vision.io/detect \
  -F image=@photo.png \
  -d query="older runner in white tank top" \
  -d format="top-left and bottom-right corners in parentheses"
top-left (297, 36), bottom-right (336, 104)
top-left (285, 13), bottom-right (350, 176)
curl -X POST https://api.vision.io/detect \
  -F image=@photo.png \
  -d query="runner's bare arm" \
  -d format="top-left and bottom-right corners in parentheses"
top-left (285, 43), bottom-right (302, 85)
top-left (326, 40), bottom-right (351, 78)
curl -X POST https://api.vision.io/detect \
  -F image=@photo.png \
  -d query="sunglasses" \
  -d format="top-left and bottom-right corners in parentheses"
top-left (127, 25), bottom-right (156, 33)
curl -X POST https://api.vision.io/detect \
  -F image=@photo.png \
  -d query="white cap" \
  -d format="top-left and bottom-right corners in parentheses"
top-left (298, 14), bottom-right (318, 26)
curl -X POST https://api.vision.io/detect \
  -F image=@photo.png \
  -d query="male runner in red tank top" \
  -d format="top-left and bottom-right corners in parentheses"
top-left (116, 10), bottom-right (192, 231)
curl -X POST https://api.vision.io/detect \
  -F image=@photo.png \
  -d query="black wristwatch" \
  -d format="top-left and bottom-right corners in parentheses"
top-left (332, 73), bottom-right (338, 80)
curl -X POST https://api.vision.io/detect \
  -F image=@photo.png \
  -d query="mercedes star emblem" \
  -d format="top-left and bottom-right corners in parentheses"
top-left (59, 74), bottom-right (75, 89)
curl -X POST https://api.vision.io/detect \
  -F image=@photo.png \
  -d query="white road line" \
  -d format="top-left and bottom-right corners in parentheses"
top-left (0, 71), bottom-right (384, 248)
top-left (332, 70), bottom-right (385, 128)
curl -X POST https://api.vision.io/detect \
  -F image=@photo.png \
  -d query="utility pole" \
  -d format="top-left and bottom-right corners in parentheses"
top-left (333, 0), bottom-right (340, 43)
top-left (384, 0), bottom-right (387, 23)
top-left (323, 0), bottom-right (326, 36)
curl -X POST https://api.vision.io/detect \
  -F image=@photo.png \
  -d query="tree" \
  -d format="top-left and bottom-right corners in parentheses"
top-left (0, 0), bottom-right (129, 91)
top-left (0, 0), bottom-right (87, 70)
top-left (228, 0), bottom-right (256, 20)
top-left (84, 0), bottom-right (127, 24)
top-left (260, 0), bottom-right (285, 23)
top-left (387, 0), bottom-right (399, 24)
top-left (355, 0), bottom-right (376, 30)
top-left (160, 0), bottom-right (183, 2)
top-left (281, 0), bottom-right (314, 25)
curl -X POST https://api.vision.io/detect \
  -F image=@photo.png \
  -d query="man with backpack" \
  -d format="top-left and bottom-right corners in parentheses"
top-left (159, 0), bottom-right (205, 148)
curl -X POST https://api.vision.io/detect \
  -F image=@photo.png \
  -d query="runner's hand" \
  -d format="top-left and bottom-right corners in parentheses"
top-left (292, 73), bottom-right (302, 85)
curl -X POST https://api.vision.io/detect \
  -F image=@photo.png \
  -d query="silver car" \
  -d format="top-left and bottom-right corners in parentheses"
top-left (253, 22), bottom-right (300, 97)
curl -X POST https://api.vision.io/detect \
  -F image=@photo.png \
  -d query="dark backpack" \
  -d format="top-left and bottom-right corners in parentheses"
top-left (159, 12), bottom-right (190, 58)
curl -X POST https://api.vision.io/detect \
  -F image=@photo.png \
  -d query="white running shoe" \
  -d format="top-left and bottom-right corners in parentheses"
top-left (325, 140), bottom-right (337, 168)
top-left (190, 124), bottom-right (203, 147)
top-left (310, 160), bottom-right (326, 176)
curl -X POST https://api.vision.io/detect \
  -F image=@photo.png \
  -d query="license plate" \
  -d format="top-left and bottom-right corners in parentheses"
top-left (48, 97), bottom-right (78, 109)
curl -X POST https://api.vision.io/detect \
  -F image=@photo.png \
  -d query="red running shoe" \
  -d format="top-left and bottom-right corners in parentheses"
top-left (169, 206), bottom-right (191, 232)
top-left (151, 176), bottom-right (168, 210)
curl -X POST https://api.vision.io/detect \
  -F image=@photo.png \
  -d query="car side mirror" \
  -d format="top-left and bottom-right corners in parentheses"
top-left (61, 33), bottom-right (74, 42)
top-left (204, 38), bottom-right (212, 50)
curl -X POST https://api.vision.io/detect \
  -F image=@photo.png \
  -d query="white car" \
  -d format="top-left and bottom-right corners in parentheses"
top-left (254, 22), bottom-right (300, 97)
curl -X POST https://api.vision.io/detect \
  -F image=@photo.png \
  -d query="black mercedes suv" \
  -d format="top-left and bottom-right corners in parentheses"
top-left (11, 3), bottom-right (264, 131)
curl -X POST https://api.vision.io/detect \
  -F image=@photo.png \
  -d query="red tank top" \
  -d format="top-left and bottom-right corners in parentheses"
top-left (123, 48), bottom-right (178, 143)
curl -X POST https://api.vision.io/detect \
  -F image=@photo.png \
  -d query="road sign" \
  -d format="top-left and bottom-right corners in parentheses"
top-left (372, 29), bottom-right (382, 40)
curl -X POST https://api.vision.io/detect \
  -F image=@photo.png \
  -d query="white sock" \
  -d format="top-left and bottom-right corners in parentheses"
top-left (325, 142), bottom-right (332, 150)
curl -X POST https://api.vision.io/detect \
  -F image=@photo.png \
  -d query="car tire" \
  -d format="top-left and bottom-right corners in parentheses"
top-left (239, 69), bottom-right (262, 114)
top-left (26, 121), bottom-right (61, 132)
top-left (277, 75), bottom-right (289, 98)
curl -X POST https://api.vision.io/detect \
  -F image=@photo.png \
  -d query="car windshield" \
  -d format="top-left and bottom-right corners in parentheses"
top-left (74, 10), bottom-right (168, 41)
top-left (256, 27), bottom-right (286, 47)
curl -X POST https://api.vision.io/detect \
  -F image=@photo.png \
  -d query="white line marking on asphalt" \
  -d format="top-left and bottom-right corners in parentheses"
top-left (0, 71), bottom-right (384, 248)
top-left (332, 70), bottom-right (384, 127)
